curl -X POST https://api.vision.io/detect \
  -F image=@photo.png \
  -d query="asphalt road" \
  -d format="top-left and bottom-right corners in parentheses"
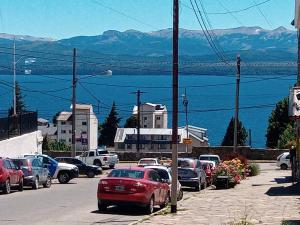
top-left (0, 169), bottom-right (148, 225)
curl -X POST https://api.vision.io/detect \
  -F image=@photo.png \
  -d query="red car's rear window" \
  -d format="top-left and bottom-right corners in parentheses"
top-left (108, 169), bottom-right (144, 179)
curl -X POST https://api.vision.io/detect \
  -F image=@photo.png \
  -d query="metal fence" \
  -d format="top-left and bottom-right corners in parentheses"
top-left (0, 111), bottom-right (38, 141)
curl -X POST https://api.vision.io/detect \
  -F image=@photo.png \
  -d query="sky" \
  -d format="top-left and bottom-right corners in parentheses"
top-left (0, 0), bottom-right (295, 39)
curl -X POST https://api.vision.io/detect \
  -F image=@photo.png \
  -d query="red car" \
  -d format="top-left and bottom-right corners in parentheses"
top-left (0, 158), bottom-right (24, 194)
top-left (97, 167), bottom-right (170, 214)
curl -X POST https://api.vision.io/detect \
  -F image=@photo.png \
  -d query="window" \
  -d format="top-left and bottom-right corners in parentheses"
top-left (3, 160), bottom-right (12, 169)
top-left (143, 117), bottom-right (147, 121)
top-left (82, 122), bottom-right (87, 126)
top-left (61, 130), bottom-right (66, 134)
top-left (156, 116), bottom-right (161, 120)
top-left (127, 144), bottom-right (132, 149)
top-left (159, 144), bottom-right (167, 149)
top-left (69, 130), bottom-right (72, 134)
top-left (118, 143), bottom-right (125, 149)
top-left (109, 169), bottom-right (144, 179)
top-left (61, 121), bottom-right (66, 125)
top-left (81, 131), bottom-right (87, 134)
top-left (88, 152), bottom-right (95, 157)
top-left (149, 171), bottom-right (161, 182)
top-left (144, 125), bottom-right (147, 128)
top-left (69, 138), bottom-right (72, 142)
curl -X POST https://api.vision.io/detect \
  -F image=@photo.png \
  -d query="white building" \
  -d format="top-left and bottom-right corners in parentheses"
top-left (114, 125), bottom-right (209, 152)
top-left (56, 104), bottom-right (98, 151)
top-left (133, 103), bottom-right (168, 129)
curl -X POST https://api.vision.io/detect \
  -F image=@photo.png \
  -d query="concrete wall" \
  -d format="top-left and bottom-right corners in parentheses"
top-left (0, 131), bottom-right (43, 158)
top-left (47, 146), bottom-right (288, 161)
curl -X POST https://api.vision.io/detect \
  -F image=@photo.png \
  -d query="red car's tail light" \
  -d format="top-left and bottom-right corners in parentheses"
top-left (130, 182), bottom-right (145, 193)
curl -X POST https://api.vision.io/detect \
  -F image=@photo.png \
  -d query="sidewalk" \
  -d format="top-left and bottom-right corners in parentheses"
top-left (137, 163), bottom-right (300, 225)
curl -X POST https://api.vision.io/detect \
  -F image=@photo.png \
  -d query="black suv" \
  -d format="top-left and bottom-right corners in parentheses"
top-left (55, 157), bottom-right (102, 178)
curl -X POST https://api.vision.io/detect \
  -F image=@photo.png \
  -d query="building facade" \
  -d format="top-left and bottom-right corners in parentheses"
top-left (133, 103), bottom-right (168, 129)
top-left (56, 104), bottom-right (98, 151)
top-left (114, 125), bottom-right (209, 152)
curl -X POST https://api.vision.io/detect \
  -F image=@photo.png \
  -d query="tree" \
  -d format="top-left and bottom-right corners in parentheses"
top-left (42, 135), bottom-right (50, 151)
top-left (277, 124), bottom-right (296, 149)
top-left (124, 115), bottom-right (137, 128)
top-left (221, 117), bottom-right (248, 146)
top-left (266, 97), bottom-right (293, 148)
top-left (9, 81), bottom-right (27, 115)
top-left (98, 102), bottom-right (121, 147)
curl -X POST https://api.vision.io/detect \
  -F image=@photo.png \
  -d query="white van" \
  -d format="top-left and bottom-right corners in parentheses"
top-left (276, 152), bottom-right (291, 170)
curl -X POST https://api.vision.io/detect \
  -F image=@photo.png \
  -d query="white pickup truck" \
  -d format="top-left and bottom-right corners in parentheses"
top-left (76, 149), bottom-right (119, 169)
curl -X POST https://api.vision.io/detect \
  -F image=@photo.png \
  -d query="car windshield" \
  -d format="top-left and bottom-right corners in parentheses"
top-left (12, 159), bottom-right (28, 167)
top-left (200, 156), bottom-right (219, 163)
top-left (178, 159), bottom-right (194, 168)
top-left (139, 159), bottom-right (156, 165)
top-left (108, 169), bottom-right (144, 179)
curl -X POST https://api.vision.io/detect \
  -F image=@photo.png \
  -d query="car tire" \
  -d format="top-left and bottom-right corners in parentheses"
top-left (98, 200), bottom-right (107, 212)
top-left (18, 177), bottom-right (24, 192)
top-left (195, 180), bottom-right (201, 192)
top-left (87, 171), bottom-right (95, 178)
top-left (33, 177), bottom-right (39, 190)
top-left (145, 196), bottom-right (154, 214)
top-left (43, 175), bottom-right (51, 188)
top-left (94, 160), bottom-right (102, 167)
top-left (3, 179), bottom-right (11, 194)
top-left (109, 165), bottom-right (115, 169)
top-left (177, 188), bottom-right (183, 201)
top-left (202, 180), bottom-right (207, 190)
top-left (58, 172), bottom-right (70, 184)
top-left (280, 164), bottom-right (288, 170)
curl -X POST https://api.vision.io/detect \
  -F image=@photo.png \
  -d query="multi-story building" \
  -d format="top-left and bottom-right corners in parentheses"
top-left (114, 125), bottom-right (209, 152)
top-left (56, 104), bottom-right (98, 151)
top-left (133, 103), bottom-right (168, 129)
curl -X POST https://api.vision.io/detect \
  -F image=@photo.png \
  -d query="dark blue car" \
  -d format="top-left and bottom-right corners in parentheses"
top-left (12, 157), bottom-right (51, 189)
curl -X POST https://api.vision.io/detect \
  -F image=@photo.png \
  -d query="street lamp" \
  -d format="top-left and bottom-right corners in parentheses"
top-left (12, 39), bottom-right (35, 115)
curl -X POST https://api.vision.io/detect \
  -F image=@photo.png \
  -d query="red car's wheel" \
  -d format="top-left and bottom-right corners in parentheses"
top-left (145, 196), bottom-right (154, 214)
top-left (3, 179), bottom-right (11, 194)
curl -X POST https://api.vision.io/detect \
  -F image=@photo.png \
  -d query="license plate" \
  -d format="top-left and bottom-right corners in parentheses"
top-left (115, 185), bottom-right (125, 191)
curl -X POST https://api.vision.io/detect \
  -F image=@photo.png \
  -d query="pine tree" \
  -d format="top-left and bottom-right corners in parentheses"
top-left (124, 115), bottom-right (137, 128)
top-left (266, 97), bottom-right (293, 148)
top-left (221, 117), bottom-right (248, 146)
top-left (98, 102), bottom-right (121, 147)
top-left (9, 81), bottom-right (27, 115)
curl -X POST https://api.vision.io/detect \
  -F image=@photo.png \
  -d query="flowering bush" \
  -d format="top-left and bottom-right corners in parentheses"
top-left (212, 158), bottom-right (247, 187)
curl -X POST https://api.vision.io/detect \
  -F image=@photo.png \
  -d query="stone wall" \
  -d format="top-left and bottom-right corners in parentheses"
top-left (46, 146), bottom-right (288, 161)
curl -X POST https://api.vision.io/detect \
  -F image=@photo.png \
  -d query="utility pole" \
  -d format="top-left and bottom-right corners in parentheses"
top-left (171, 0), bottom-right (179, 214)
top-left (13, 38), bottom-right (16, 115)
top-left (183, 88), bottom-right (189, 152)
top-left (233, 55), bottom-right (241, 153)
top-left (71, 48), bottom-right (77, 158)
top-left (131, 90), bottom-right (145, 153)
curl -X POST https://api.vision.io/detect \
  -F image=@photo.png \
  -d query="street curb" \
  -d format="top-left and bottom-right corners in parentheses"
top-left (129, 206), bottom-right (171, 225)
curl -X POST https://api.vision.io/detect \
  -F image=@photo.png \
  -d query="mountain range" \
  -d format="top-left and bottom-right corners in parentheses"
top-left (0, 26), bottom-right (297, 75)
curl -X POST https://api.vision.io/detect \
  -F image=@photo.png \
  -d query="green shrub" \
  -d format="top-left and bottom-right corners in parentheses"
top-left (248, 163), bottom-right (260, 176)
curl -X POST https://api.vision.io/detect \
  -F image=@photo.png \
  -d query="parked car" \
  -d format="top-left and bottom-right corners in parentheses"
top-left (55, 157), bottom-right (102, 178)
top-left (97, 167), bottom-right (170, 214)
top-left (0, 158), bottom-right (24, 194)
top-left (25, 154), bottom-right (79, 184)
top-left (276, 152), bottom-right (291, 170)
top-left (145, 165), bottom-right (183, 201)
top-left (76, 149), bottom-right (119, 169)
top-left (12, 157), bottom-right (51, 189)
top-left (137, 158), bottom-right (161, 167)
top-left (199, 154), bottom-right (221, 165)
top-left (178, 158), bottom-right (206, 191)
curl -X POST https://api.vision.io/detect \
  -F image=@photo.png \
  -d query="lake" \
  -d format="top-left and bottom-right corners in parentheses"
top-left (0, 74), bottom-right (295, 147)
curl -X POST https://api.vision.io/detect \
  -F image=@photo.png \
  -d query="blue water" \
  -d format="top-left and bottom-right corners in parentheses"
top-left (0, 74), bottom-right (295, 147)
